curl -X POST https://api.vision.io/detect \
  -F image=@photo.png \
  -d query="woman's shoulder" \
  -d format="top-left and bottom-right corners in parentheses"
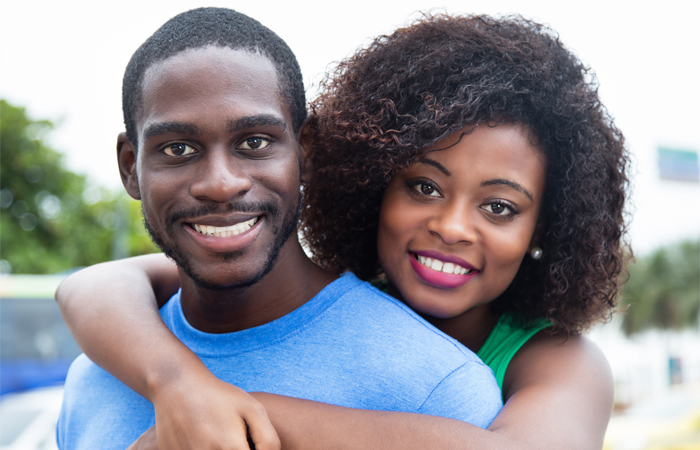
top-left (504, 330), bottom-right (613, 400)
top-left (476, 312), bottom-right (551, 389)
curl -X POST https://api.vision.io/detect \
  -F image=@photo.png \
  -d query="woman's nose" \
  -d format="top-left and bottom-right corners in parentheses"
top-left (426, 201), bottom-right (477, 245)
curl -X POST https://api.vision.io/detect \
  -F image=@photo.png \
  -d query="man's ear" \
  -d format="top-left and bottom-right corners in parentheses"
top-left (297, 119), bottom-right (315, 184)
top-left (117, 132), bottom-right (141, 200)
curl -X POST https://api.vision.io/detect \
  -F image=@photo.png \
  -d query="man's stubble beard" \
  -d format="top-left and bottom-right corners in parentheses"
top-left (143, 197), bottom-right (302, 292)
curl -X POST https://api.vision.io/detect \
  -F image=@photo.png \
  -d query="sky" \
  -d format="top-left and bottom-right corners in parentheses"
top-left (1, 0), bottom-right (699, 255)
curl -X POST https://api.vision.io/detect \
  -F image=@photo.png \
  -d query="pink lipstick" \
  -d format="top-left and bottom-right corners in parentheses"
top-left (409, 251), bottom-right (478, 289)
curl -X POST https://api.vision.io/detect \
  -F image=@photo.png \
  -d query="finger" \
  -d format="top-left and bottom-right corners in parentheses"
top-left (245, 408), bottom-right (281, 450)
top-left (134, 426), bottom-right (158, 450)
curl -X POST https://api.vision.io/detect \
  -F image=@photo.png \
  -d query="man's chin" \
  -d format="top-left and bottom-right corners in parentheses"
top-left (181, 261), bottom-right (273, 291)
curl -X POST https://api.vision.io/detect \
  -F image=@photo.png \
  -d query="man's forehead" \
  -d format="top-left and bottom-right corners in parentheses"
top-left (136, 46), bottom-right (289, 137)
top-left (142, 46), bottom-right (281, 94)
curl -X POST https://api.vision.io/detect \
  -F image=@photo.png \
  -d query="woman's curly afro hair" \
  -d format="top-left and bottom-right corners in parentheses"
top-left (301, 14), bottom-right (630, 333)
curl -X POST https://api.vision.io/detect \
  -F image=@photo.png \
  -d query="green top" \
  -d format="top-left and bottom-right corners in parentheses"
top-left (476, 313), bottom-right (551, 393)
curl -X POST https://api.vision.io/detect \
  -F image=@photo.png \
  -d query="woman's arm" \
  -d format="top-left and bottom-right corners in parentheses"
top-left (251, 333), bottom-right (613, 450)
top-left (491, 333), bottom-right (614, 450)
top-left (56, 254), bottom-right (180, 397)
top-left (55, 255), bottom-right (280, 450)
top-left (127, 327), bottom-right (611, 450)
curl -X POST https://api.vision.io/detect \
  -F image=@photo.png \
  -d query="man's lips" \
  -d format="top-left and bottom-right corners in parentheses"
top-left (189, 216), bottom-right (259, 238)
top-left (182, 215), bottom-right (263, 253)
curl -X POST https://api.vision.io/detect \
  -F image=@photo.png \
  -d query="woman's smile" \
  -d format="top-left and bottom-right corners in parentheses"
top-left (408, 250), bottom-right (479, 289)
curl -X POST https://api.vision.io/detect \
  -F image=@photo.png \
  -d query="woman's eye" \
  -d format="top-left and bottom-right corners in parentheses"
top-left (411, 182), bottom-right (440, 197)
top-left (163, 143), bottom-right (196, 157)
top-left (240, 137), bottom-right (271, 150)
top-left (483, 202), bottom-right (514, 216)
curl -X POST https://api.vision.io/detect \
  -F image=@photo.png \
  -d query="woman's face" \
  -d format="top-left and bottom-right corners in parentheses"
top-left (377, 123), bottom-right (546, 319)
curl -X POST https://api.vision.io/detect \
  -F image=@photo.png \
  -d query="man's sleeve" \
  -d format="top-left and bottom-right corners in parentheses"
top-left (417, 361), bottom-right (502, 428)
top-left (57, 354), bottom-right (155, 450)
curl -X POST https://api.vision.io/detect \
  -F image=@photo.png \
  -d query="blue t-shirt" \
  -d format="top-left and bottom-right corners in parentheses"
top-left (58, 273), bottom-right (501, 449)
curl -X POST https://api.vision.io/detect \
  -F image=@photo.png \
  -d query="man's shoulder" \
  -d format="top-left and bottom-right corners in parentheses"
top-left (311, 274), bottom-right (495, 392)
top-left (329, 275), bottom-right (502, 425)
top-left (330, 274), bottom-right (475, 357)
top-left (58, 355), bottom-right (154, 449)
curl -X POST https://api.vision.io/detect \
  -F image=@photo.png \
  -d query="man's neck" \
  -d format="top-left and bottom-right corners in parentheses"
top-left (178, 239), bottom-right (336, 334)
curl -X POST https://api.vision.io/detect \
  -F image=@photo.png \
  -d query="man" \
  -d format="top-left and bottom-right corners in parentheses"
top-left (57, 8), bottom-right (501, 449)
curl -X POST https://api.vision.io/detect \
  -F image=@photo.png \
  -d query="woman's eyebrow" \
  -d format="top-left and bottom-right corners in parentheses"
top-left (418, 158), bottom-right (451, 176)
top-left (482, 179), bottom-right (534, 201)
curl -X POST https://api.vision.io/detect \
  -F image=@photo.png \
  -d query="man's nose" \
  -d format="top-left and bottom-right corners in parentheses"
top-left (189, 148), bottom-right (252, 202)
top-left (426, 200), bottom-right (478, 245)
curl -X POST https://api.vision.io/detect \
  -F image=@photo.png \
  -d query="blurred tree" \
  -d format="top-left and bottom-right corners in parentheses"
top-left (0, 99), bottom-right (157, 274)
top-left (621, 239), bottom-right (700, 335)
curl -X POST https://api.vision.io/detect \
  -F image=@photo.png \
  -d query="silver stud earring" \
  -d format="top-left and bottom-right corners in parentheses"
top-left (530, 247), bottom-right (543, 260)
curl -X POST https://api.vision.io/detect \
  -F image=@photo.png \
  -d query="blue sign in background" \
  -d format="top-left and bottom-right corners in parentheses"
top-left (658, 148), bottom-right (699, 182)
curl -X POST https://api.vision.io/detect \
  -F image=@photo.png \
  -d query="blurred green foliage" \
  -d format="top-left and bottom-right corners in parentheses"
top-left (621, 239), bottom-right (700, 335)
top-left (0, 99), bottom-right (157, 274)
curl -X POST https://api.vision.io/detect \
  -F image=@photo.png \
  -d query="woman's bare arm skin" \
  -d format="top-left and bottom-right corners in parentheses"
top-left (55, 255), bottom-right (281, 450)
top-left (491, 333), bottom-right (614, 450)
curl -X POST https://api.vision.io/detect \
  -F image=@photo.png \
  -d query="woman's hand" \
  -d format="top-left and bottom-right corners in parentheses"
top-left (148, 371), bottom-right (280, 450)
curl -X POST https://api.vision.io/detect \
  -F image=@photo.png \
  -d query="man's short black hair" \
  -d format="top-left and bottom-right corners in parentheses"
top-left (122, 7), bottom-right (306, 148)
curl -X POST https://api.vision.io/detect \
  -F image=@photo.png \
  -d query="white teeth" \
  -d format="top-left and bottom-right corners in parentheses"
top-left (415, 254), bottom-right (472, 275)
top-left (192, 217), bottom-right (259, 237)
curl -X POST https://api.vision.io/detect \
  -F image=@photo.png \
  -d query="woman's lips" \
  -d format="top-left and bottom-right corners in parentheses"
top-left (409, 251), bottom-right (479, 289)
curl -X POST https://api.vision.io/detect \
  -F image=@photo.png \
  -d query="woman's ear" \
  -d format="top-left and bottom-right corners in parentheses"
top-left (298, 118), bottom-right (315, 184)
top-left (117, 132), bottom-right (141, 200)
top-left (528, 218), bottom-right (546, 251)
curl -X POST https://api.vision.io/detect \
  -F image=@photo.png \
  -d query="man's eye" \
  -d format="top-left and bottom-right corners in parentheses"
top-left (483, 202), bottom-right (514, 216)
top-left (239, 137), bottom-right (271, 150)
top-left (163, 143), bottom-right (196, 157)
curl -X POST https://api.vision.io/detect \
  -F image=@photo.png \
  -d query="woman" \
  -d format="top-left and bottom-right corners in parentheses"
top-left (57, 14), bottom-right (629, 450)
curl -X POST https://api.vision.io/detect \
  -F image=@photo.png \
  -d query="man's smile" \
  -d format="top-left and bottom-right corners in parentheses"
top-left (190, 217), bottom-right (260, 237)
top-left (180, 213), bottom-right (266, 255)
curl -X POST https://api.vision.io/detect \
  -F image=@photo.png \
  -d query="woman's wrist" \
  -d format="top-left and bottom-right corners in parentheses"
top-left (145, 346), bottom-right (212, 403)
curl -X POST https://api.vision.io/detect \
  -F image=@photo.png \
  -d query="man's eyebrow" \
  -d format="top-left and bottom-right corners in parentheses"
top-left (143, 122), bottom-right (201, 139)
top-left (228, 115), bottom-right (287, 134)
top-left (482, 179), bottom-right (534, 201)
top-left (417, 157), bottom-right (451, 176)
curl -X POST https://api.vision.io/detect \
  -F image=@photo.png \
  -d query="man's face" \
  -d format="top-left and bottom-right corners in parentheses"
top-left (123, 46), bottom-right (303, 290)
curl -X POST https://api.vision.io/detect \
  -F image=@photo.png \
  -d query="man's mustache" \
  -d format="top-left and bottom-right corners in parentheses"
top-left (166, 201), bottom-right (281, 225)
